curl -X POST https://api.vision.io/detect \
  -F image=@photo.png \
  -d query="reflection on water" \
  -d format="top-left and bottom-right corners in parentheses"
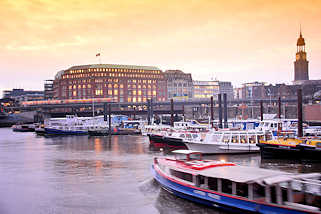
top-left (0, 128), bottom-right (320, 214)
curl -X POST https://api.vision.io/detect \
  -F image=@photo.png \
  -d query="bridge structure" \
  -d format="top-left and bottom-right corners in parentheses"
top-left (2, 96), bottom-right (306, 122)
top-left (4, 98), bottom-right (305, 112)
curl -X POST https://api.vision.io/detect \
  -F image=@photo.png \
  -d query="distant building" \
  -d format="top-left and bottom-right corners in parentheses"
top-left (234, 87), bottom-right (243, 100)
top-left (241, 82), bottom-right (267, 100)
top-left (3, 89), bottom-right (44, 102)
top-left (53, 64), bottom-right (167, 102)
top-left (164, 70), bottom-right (193, 100)
top-left (44, 80), bottom-right (54, 100)
top-left (294, 29), bottom-right (309, 82)
top-left (193, 80), bottom-right (220, 99)
top-left (219, 81), bottom-right (234, 100)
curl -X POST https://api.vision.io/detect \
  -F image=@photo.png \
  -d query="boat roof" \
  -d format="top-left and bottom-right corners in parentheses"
top-left (172, 150), bottom-right (202, 155)
top-left (198, 165), bottom-right (292, 184)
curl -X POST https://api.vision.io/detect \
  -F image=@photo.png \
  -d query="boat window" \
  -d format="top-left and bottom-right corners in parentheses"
top-left (236, 182), bottom-right (248, 197)
top-left (179, 134), bottom-right (185, 138)
top-left (186, 134), bottom-right (192, 139)
top-left (249, 135), bottom-right (256, 144)
top-left (208, 177), bottom-right (218, 191)
top-left (240, 135), bottom-right (247, 143)
top-left (195, 175), bottom-right (205, 187)
top-left (211, 134), bottom-right (221, 142)
top-left (231, 135), bottom-right (239, 143)
top-left (264, 133), bottom-right (272, 141)
top-left (192, 134), bottom-right (198, 139)
top-left (222, 179), bottom-right (232, 194)
top-left (170, 169), bottom-right (193, 183)
top-left (257, 135), bottom-right (265, 142)
top-left (189, 153), bottom-right (202, 160)
top-left (222, 134), bottom-right (230, 143)
top-left (253, 183), bottom-right (265, 199)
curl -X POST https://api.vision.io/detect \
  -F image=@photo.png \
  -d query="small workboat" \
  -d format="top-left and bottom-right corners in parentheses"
top-left (35, 123), bottom-right (46, 135)
top-left (257, 132), bottom-right (321, 160)
top-left (152, 150), bottom-right (321, 213)
top-left (12, 124), bottom-right (34, 132)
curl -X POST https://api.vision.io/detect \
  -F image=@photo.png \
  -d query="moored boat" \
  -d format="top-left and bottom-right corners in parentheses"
top-left (44, 115), bottom-right (90, 135)
top-left (257, 133), bottom-right (321, 160)
top-left (12, 124), bottom-right (34, 132)
top-left (152, 150), bottom-right (321, 213)
top-left (184, 130), bottom-right (273, 154)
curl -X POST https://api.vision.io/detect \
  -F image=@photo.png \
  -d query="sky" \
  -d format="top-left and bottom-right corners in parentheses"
top-left (1, 0), bottom-right (321, 96)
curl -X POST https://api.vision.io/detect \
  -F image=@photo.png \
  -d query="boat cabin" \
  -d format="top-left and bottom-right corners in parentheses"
top-left (155, 150), bottom-right (321, 212)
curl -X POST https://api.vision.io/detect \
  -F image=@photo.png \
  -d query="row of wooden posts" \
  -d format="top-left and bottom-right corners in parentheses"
top-left (101, 89), bottom-right (304, 137)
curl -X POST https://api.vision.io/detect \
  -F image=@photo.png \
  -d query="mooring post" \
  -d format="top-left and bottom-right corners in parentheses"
top-left (133, 106), bottom-right (136, 120)
top-left (278, 97), bottom-right (281, 119)
top-left (223, 93), bottom-right (228, 128)
top-left (182, 105), bottom-right (185, 117)
top-left (218, 94), bottom-right (222, 128)
top-left (147, 99), bottom-right (151, 125)
top-left (150, 99), bottom-right (154, 124)
top-left (210, 96), bottom-right (214, 128)
top-left (297, 89), bottom-right (303, 137)
top-left (103, 103), bottom-right (108, 121)
top-left (170, 99), bottom-right (174, 127)
top-left (260, 100), bottom-right (263, 121)
top-left (108, 104), bottom-right (112, 136)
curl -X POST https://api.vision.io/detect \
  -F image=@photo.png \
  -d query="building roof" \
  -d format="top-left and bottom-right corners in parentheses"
top-left (165, 70), bottom-right (185, 74)
top-left (67, 64), bottom-right (161, 71)
top-left (199, 165), bottom-right (291, 184)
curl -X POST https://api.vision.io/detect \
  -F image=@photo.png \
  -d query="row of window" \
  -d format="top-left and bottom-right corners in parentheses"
top-left (62, 73), bottom-right (163, 79)
top-left (69, 68), bottom-right (161, 74)
top-left (65, 84), bottom-right (161, 90)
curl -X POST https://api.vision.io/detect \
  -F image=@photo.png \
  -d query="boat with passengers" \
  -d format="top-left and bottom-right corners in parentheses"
top-left (152, 150), bottom-right (321, 213)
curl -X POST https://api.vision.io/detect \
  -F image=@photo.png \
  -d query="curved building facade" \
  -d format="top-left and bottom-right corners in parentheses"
top-left (53, 64), bottom-right (167, 102)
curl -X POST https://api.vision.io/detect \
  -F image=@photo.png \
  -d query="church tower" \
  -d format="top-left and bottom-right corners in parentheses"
top-left (294, 28), bottom-right (309, 81)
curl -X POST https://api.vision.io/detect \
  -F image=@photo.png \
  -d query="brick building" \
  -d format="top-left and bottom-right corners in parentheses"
top-left (53, 64), bottom-right (167, 102)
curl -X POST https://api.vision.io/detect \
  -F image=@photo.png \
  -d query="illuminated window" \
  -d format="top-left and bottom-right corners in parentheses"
top-left (108, 84), bottom-right (112, 88)
top-left (114, 84), bottom-right (118, 88)
top-left (128, 97), bottom-right (132, 102)
top-left (88, 84), bottom-right (91, 88)
top-left (138, 90), bottom-right (142, 95)
top-left (114, 90), bottom-right (118, 95)
top-left (73, 91), bottom-right (77, 96)
top-left (153, 90), bottom-right (156, 96)
top-left (108, 90), bottom-right (112, 95)
top-left (133, 97), bottom-right (136, 102)
top-left (120, 84), bottom-right (124, 88)
top-left (133, 90), bottom-right (136, 95)
top-left (95, 89), bottom-right (103, 96)
top-left (138, 97), bottom-right (141, 102)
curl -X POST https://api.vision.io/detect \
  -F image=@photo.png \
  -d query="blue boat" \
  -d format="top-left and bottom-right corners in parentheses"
top-left (152, 150), bottom-right (321, 213)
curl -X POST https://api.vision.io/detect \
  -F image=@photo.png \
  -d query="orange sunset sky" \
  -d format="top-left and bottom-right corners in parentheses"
top-left (1, 0), bottom-right (321, 95)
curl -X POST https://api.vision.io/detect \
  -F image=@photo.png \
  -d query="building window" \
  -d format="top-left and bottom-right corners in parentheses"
top-left (95, 89), bottom-right (103, 96)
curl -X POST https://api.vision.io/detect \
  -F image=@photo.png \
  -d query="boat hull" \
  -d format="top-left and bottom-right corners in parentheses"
top-left (257, 143), bottom-right (321, 160)
top-left (44, 128), bottom-right (88, 135)
top-left (88, 128), bottom-right (141, 136)
top-left (185, 142), bottom-right (259, 155)
top-left (152, 164), bottom-right (314, 214)
top-left (148, 134), bottom-right (188, 150)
